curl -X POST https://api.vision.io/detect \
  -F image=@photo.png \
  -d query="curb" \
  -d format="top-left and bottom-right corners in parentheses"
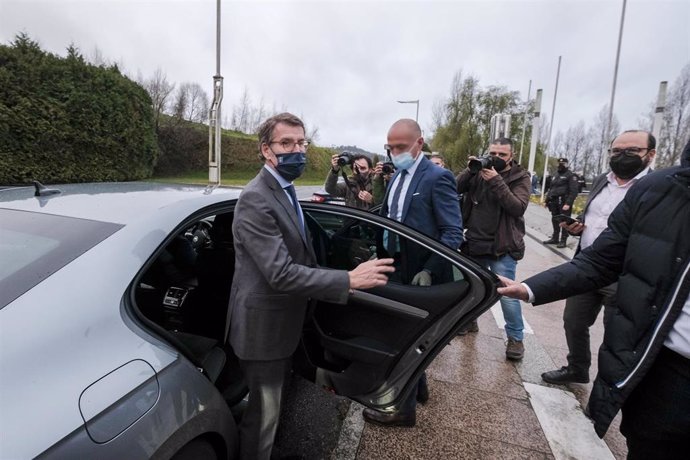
top-left (524, 227), bottom-right (575, 262)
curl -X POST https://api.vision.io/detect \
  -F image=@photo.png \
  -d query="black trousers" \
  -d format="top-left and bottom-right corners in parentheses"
top-left (546, 196), bottom-right (571, 241)
top-left (238, 358), bottom-right (291, 460)
top-left (563, 284), bottom-right (617, 374)
top-left (399, 372), bottom-right (427, 413)
top-left (620, 347), bottom-right (690, 459)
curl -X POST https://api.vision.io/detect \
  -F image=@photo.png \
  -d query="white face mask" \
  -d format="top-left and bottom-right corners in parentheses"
top-left (392, 151), bottom-right (415, 170)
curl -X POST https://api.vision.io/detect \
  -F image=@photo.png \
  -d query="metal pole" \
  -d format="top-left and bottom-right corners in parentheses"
top-left (600, 0), bottom-right (627, 174)
top-left (650, 81), bottom-right (667, 169)
top-left (527, 89), bottom-right (543, 178)
top-left (540, 56), bottom-right (562, 202)
top-left (208, 0), bottom-right (224, 188)
top-left (397, 100), bottom-right (420, 123)
top-left (415, 101), bottom-right (419, 124)
top-left (518, 80), bottom-right (532, 165)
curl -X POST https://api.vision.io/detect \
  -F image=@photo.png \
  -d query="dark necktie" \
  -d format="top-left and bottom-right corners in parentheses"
top-left (284, 184), bottom-right (305, 238)
top-left (386, 170), bottom-right (408, 254)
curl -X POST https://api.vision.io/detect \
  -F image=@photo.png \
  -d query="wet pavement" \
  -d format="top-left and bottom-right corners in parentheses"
top-left (278, 192), bottom-right (627, 459)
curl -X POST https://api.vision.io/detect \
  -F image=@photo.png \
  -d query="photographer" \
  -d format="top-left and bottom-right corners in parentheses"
top-left (455, 137), bottom-right (531, 360)
top-left (325, 153), bottom-right (377, 209)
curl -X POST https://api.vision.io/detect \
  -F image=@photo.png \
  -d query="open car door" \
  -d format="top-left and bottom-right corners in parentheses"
top-left (295, 203), bottom-right (500, 412)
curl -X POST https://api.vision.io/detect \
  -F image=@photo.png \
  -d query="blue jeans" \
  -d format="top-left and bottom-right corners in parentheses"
top-left (474, 254), bottom-right (524, 341)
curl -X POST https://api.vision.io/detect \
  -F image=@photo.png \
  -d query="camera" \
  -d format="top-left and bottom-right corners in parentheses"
top-left (336, 152), bottom-right (354, 167)
top-left (468, 155), bottom-right (498, 174)
top-left (381, 162), bottom-right (395, 175)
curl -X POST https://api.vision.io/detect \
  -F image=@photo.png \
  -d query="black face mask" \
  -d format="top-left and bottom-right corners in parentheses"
top-left (609, 153), bottom-right (647, 179)
top-left (557, 165), bottom-right (567, 173)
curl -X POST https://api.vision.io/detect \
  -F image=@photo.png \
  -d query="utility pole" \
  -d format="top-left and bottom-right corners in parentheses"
top-left (600, 0), bottom-right (627, 174)
top-left (541, 56), bottom-right (562, 202)
top-left (650, 81), bottom-right (667, 169)
top-left (518, 80), bottom-right (532, 165)
top-left (208, 0), bottom-right (224, 188)
top-left (527, 89), bottom-right (543, 180)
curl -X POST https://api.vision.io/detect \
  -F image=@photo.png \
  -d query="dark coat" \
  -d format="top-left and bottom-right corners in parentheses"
top-left (545, 168), bottom-right (579, 206)
top-left (525, 165), bottom-right (690, 437)
top-left (456, 162), bottom-right (531, 260)
top-left (227, 167), bottom-right (350, 361)
top-left (380, 155), bottom-right (463, 281)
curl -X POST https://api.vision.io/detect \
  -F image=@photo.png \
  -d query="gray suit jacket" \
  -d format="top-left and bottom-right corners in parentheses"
top-left (227, 167), bottom-right (350, 361)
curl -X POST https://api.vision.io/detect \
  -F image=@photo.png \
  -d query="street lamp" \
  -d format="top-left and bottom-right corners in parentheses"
top-left (397, 99), bottom-right (419, 123)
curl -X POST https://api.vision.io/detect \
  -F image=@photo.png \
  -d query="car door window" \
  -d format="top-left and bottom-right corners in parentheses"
top-left (299, 207), bottom-right (494, 408)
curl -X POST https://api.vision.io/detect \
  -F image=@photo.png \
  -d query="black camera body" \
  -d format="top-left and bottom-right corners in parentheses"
top-left (337, 152), bottom-right (354, 167)
top-left (468, 155), bottom-right (498, 174)
top-left (381, 162), bottom-right (395, 175)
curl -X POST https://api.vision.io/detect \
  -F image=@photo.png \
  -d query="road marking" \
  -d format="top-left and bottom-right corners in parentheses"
top-left (524, 382), bottom-right (615, 460)
top-left (490, 302), bottom-right (534, 334)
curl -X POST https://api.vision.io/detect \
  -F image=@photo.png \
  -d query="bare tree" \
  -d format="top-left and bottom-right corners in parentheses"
top-left (144, 68), bottom-right (175, 131)
top-left (590, 104), bottom-right (620, 176)
top-left (231, 87), bottom-right (251, 132)
top-left (172, 83), bottom-right (189, 120)
top-left (185, 83), bottom-right (209, 123)
top-left (88, 45), bottom-right (106, 67)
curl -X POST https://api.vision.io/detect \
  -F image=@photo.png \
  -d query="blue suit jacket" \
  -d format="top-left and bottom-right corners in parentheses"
top-left (380, 155), bottom-right (463, 280)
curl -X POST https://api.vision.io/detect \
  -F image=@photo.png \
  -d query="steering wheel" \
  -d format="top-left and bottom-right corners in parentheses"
top-left (185, 220), bottom-right (213, 250)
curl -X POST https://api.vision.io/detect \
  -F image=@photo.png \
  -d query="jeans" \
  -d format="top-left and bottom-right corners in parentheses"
top-left (474, 254), bottom-right (524, 341)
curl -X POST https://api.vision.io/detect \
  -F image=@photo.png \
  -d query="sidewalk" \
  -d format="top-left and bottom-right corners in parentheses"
top-left (334, 201), bottom-right (627, 460)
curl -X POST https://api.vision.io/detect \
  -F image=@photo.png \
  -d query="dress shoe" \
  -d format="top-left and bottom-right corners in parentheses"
top-left (457, 319), bottom-right (479, 336)
top-left (541, 366), bottom-right (589, 384)
top-left (542, 238), bottom-right (559, 244)
top-left (416, 380), bottom-right (429, 404)
top-left (362, 408), bottom-right (416, 427)
top-left (505, 338), bottom-right (524, 360)
top-left (557, 241), bottom-right (567, 248)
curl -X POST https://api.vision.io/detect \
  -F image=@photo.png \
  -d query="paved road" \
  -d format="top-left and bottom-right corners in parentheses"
top-left (275, 194), bottom-right (625, 459)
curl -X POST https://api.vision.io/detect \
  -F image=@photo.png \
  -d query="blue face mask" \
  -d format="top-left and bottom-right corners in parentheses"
top-left (392, 151), bottom-right (415, 170)
top-left (275, 152), bottom-right (307, 182)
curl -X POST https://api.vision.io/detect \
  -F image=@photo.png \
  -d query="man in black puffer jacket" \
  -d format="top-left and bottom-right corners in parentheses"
top-left (497, 137), bottom-right (690, 458)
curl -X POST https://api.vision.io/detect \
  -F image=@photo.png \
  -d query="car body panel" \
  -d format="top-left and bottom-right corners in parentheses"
top-left (0, 183), bottom-right (240, 459)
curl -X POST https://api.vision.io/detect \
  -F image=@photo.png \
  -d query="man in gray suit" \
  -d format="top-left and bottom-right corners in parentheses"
top-left (541, 129), bottom-right (655, 385)
top-left (227, 113), bottom-right (395, 460)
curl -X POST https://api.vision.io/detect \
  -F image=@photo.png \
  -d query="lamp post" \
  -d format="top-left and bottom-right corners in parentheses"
top-left (397, 99), bottom-right (420, 123)
top-left (208, 0), bottom-right (223, 189)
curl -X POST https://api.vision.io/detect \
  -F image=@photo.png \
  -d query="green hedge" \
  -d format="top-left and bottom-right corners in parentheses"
top-left (0, 34), bottom-right (157, 184)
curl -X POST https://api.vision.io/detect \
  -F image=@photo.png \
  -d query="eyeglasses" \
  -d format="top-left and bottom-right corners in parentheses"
top-left (270, 139), bottom-right (310, 151)
top-left (608, 147), bottom-right (649, 156)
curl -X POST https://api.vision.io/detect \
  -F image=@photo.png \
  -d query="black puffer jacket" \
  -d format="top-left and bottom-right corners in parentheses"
top-left (525, 162), bottom-right (690, 436)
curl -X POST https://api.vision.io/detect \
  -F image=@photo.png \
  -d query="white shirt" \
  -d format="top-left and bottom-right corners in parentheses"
top-left (386, 152), bottom-right (424, 222)
top-left (264, 165), bottom-right (305, 226)
top-left (664, 264), bottom-right (690, 359)
top-left (580, 167), bottom-right (650, 250)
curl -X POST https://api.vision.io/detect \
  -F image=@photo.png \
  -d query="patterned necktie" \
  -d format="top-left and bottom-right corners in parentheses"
top-left (386, 170), bottom-right (408, 254)
top-left (284, 184), bottom-right (305, 238)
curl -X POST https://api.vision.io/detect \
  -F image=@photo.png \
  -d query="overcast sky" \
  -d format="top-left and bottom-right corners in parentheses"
top-left (2, 0), bottom-right (688, 154)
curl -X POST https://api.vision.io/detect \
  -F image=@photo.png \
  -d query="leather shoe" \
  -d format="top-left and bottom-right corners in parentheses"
top-left (541, 366), bottom-right (589, 384)
top-left (557, 241), bottom-right (567, 248)
top-left (542, 238), bottom-right (559, 244)
top-left (457, 320), bottom-right (479, 336)
top-left (362, 408), bottom-right (416, 427)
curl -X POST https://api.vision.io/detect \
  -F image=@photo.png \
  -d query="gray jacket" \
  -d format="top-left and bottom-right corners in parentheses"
top-left (227, 167), bottom-right (350, 361)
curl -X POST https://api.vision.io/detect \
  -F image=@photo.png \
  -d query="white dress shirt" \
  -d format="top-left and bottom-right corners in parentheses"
top-left (386, 152), bottom-right (424, 221)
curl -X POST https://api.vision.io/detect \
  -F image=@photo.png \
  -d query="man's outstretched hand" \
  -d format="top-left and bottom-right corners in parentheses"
top-left (496, 275), bottom-right (530, 301)
top-left (348, 258), bottom-right (395, 290)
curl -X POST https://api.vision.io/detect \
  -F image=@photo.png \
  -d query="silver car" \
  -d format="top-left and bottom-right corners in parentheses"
top-left (0, 182), bottom-right (498, 459)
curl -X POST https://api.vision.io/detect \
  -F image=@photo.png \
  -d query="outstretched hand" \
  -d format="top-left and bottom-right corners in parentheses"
top-left (348, 258), bottom-right (395, 290)
top-left (496, 275), bottom-right (530, 302)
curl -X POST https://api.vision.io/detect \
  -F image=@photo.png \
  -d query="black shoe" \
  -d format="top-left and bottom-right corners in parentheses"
top-left (557, 241), bottom-right (567, 248)
top-left (457, 320), bottom-right (479, 336)
top-left (362, 408), bottom-right (416, 427)
top-left (542, 238), bottom-right (559, 244)
top-left (541, 366), bottom-right (589, 384)
top-left (416, 380), bottom-right (429, 404)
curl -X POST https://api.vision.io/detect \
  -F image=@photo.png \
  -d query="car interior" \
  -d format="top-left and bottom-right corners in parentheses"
top-left (132, 205), bottom-right (476, 412)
